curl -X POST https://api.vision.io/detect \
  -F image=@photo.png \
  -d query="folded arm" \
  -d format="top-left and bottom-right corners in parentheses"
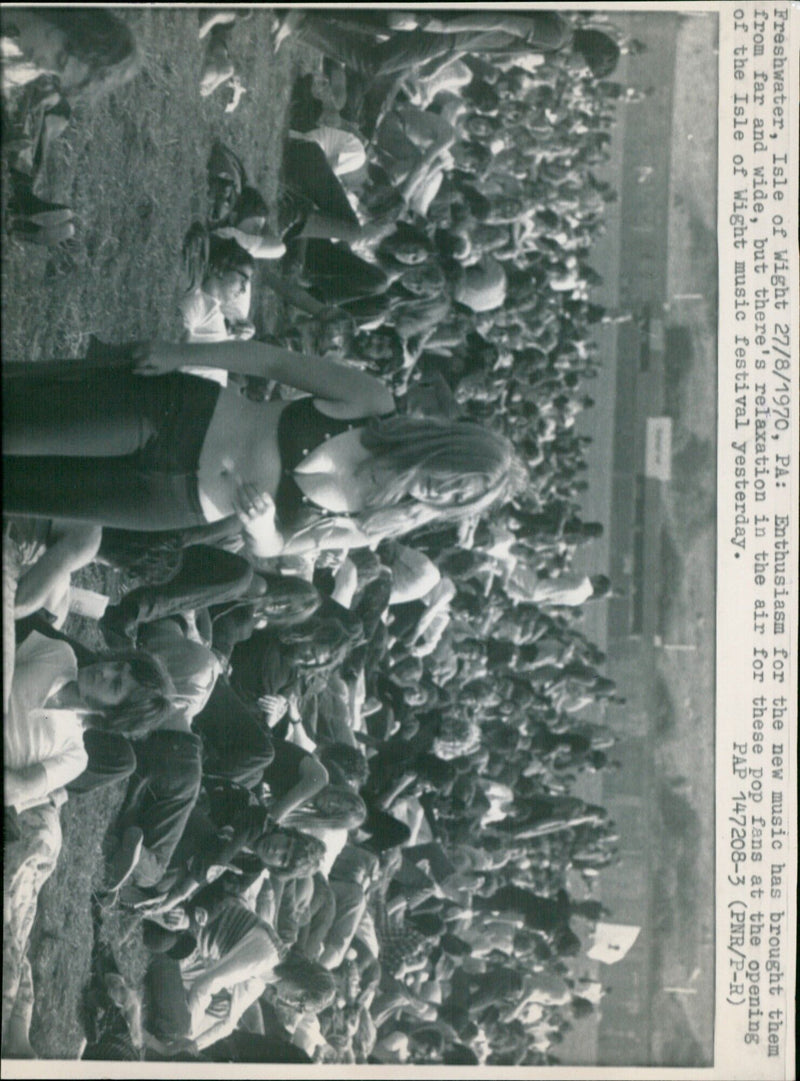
top-left (189, 926), bottom-right (279, 1009)
top-left (191, 975), bottom-right (267, 1050)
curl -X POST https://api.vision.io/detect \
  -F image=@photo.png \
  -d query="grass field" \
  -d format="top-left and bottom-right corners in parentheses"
top-left (2, 8), bottom-right (296, 361)
top-left (647, 13), bottom-right (718, 1061)
top-left (2, 7), bottom-right (310, 1058)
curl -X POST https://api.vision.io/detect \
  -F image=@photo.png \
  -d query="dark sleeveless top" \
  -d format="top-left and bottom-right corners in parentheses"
top-left (275, 396), bottom-right (394, 530)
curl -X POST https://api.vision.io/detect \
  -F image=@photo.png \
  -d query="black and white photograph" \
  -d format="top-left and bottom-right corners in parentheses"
top-left (1, 5), bottom-right (795, 1075)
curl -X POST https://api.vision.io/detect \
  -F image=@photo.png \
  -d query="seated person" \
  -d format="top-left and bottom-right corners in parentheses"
top-left (143, 902), bottom-right (335, 1056)
top-left (318, 844), bottom-right (381, 970)
top-left (180, 233), bottom-right (257, 372)
top-left (9, 613), bottom-right (216, 897)
top-left (269, 785), bottom-right (369, 956)
top-left (3, 628), bottom-right (173, 1058)
top-left (371, 104), bottom-right (456, 217)
top-left (4, 515), bottom-right (101, 713)
top-left (110, 694), bottom-right (327, 894)
top-left (1, 7), bottom-right (139, 102)
top-left (206, 141), bottom-right (285, 258)
top-left (195, 673), bottom-right (329, 812)
top-left (258, 953), bottom-right (340, 1060)
top-left (139, 780), bottom-right (326, 913)
top-left (6, 516), bottom-right (102, 629)
top-left (5, 627), bottom-right (174, 813)
top-left (228, 619), bottom-right (350, 709)
top-left (134, 616), bottom-right (227, 724)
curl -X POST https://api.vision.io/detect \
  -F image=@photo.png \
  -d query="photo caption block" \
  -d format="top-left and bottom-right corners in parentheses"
top-left (716, 3), bottom-right (797, 1079)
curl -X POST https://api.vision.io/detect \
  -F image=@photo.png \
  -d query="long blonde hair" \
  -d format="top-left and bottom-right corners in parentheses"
top-left (355, 414), bottom-right (526, 538)
top-left (283, 416), bottom-right (526, 552)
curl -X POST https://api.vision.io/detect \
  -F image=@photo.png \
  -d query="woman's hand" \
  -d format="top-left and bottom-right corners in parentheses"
top-left (233, 481), bottom-right (287, 558)
top-left (132, 340), bottom-right (186, 376)
top-left (232, 481), bottom-right (276, 527)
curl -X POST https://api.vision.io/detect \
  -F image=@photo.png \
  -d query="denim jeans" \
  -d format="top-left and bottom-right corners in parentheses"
top-left (319, 846), bottom-right (379, 969)
top-left (105, 546), bottom-right (253, 632)
top-left (194, 678), bottom-right (275, 790)
top-left (3, 371), bottom-right (218, 529)
top-left (117, 730), bottom-right (203, 887)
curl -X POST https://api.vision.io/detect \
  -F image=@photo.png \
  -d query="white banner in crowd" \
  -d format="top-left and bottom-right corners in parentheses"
top-left (586, 921), bottom-right (642, 966)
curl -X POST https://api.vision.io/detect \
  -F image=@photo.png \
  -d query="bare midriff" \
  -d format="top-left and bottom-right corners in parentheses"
top-left (196, 389), bottom-right (287, 522)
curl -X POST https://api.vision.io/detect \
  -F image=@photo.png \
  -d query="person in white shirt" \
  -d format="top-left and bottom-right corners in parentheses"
top-left (507, 569), bottom-right (611, 608)
top-left (3, 630), bottom-right (174, 1057)
top-left (4, 516), bottom-right (102, 716)
top-left (144, 907), bottom-right (335, 1056)
top-left (5, 631), bottom-right (175, 813)
top-left (179, 235), bottom-right (257, 388)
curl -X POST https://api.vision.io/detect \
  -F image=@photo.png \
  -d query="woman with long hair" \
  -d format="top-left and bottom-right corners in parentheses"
top-left (4, 337), bottom-right (525, 559)
top-left (228, 617), bottom-right (351, 720)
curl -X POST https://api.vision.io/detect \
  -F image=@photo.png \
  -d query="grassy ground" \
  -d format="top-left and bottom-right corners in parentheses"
top-left (648, 13), bottom-right (718, 1061)
top-left (2, 7), bottom-right (310, 1058)
top-left (2, 7), bottom-right (295, 361)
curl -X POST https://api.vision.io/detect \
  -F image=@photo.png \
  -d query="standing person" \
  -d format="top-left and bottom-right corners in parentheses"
top-left (3, 516), bottom-right (103, 713)
top-left (4, 339), bottom-right (524, 557)
top-left (472, 886), bottom-right (606, 938)
top-left (507, 569), bottom-right (611, 607)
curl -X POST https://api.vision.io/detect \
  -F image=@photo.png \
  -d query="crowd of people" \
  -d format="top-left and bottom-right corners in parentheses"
top-left (3, 7), bottom-right (646, 1065)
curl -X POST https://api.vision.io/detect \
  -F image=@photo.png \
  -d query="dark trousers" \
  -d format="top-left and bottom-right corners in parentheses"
top-left (3, 371), bottom-right (216, 529)
top-left (145, 955), bottom-right (191, 1041)
top-left (195, 678), bottom-right (275, 790)
top-left (105, 545), bottom-right (253, 632)
top-left (361, 804), bottom-right (411, 853)
top-left (296, 19), bottom-right (566, 76)
top-left (67, 730), bottom-right (137, 795)
top-left (203, 1031), bottom-right (313, 1063)
top-left (296, 21), bottom-right (470, 76)
top-left (297, 239), bottom-right (388, 305)
top-left (116, 730), bottom-right (203, 886)
top-left (100, 516), bottom-right (242, 569)
top-left (472, 886), bottom-right (567, 933)
top-left (283, 140), bottom-right (360, 229)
